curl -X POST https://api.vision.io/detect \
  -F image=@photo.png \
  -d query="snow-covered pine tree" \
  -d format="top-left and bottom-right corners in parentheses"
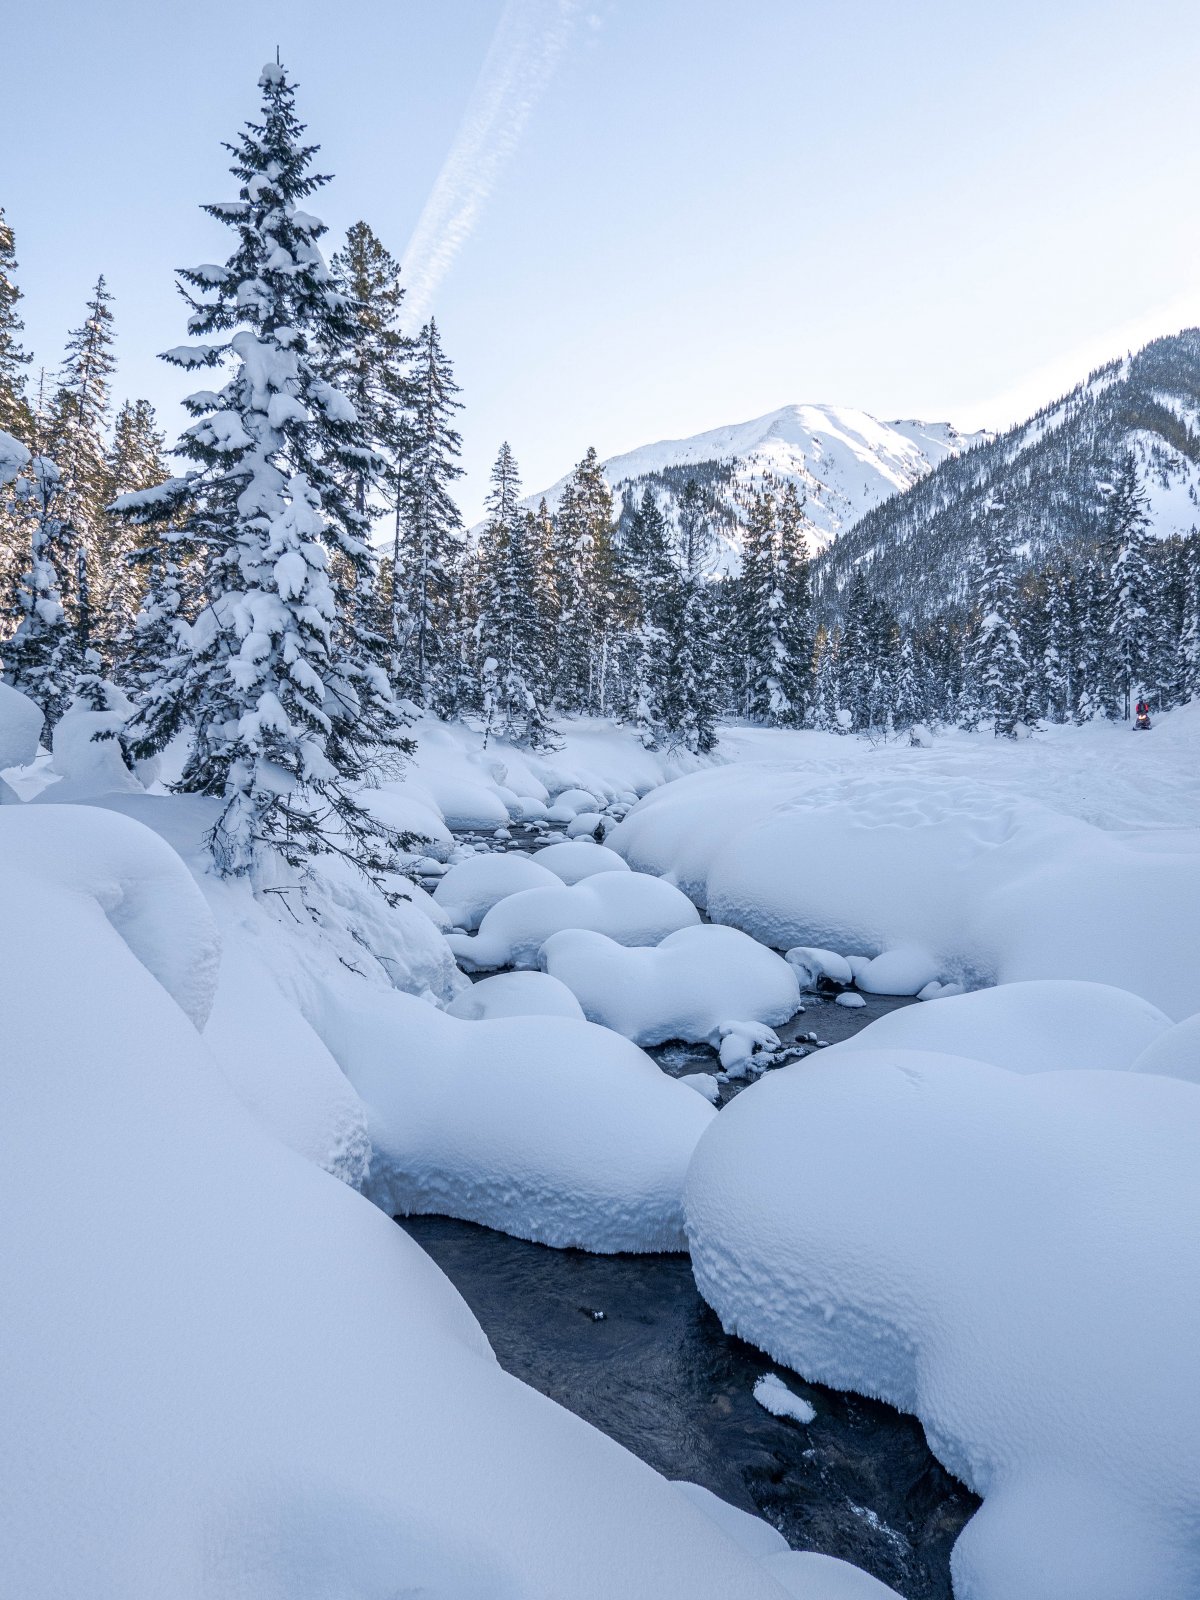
top-left (811, 625), bottom-right (841, 731)
top-left (47, 277), bottom-right (117, 581)
top-left (622, 487), bottom-right (675, 743)
top-left (764, 481), bottom-right (813, 727)
top-left (474, 442), bottom-right (556, 747)
top-left (656, 573), bottom-right (717, 752)
top-left (892, 633), bottom-right (926, 734)
top-left (391, 317), bottom-right (463, 707)
top-left (99, 398), bottom-right (169, 644)
top-left (737, 488), bottom-right (776, 720)
top-left (548, 479), bottom-right (588, 711)
top-left (1176, 533), bottom-right (1200, 704)
top-left (0, 209), bottom-right (33, 441)
top-left (1104, 453), bottom-right (1160, 718)
top-left (676, 477), bottom-right (713, 577)
top-left (837, 569), bottom-right (882, 732)
top-left (112, 60), bottom-right (410, 881)
top-left (968, 519), bottom-right (1029, 737)
top-left (573, 446), bottom-right (624, 715)
top-left (1, 447), bottom-right (78, 723)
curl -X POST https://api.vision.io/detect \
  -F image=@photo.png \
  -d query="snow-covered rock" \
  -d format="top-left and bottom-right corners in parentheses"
top-left (359, 785), bottom-right (453, 860)
top-left (320, 986), bottom-right (714, 1251)
top-left (679, 1072), bottom-right (721, 1102)
top-left (835, 992), bottom-right (865, 1008)
top-left (0, 804), bottom-right (807, 1600)
top-left (685, 1049), bottom-right (1200, 1599)
top-left (0, 681), bottom-right (43, 770)
top-left (567, 809), bottom-right (607, 838)
top-left (39, 682), bottom-right (143, 802)
top-left (831, 979), bottom-right (1173, 1075)
top-left (1130, 1011), bottom-right (1200, 1086)
top-left (433, 851), bottom-right (561, 930)
top-left (447, 870), bottom-right (700, 972)
top-left (446, 969), bottom-right (585, 1021)
top-left (546, 786), bottom-right (601, 822)
top-left (539, 923), bottom-right (800, 1045)
top-left (753, 1373), bottom-right (816, 1426)
top-left (532, 837), bottom-right (632, 883)
top-left (712, 1019), bottom-right (783, 1071)
top-left (422, 771), bottom-right (511, 831)
top-left (853, 946), bottom-right (941, 996)
top-left (785, 946), bottom-right (854, 990)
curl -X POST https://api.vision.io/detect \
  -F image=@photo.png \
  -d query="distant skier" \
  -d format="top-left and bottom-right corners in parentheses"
top-left (1134, 698), bottom-right (1152, 731)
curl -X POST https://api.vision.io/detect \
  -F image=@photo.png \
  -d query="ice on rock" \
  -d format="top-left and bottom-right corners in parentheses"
top-left (546, 786), bottom-right (600, 822)
top-left (753, 1373), bottom-right (816, 1426)
top-left (317, 986), bottom-right (715, 1252)
top-left (0, 808), bottom-right (802, 1600)
top-left (1130, 1012), bottom-right (1200, 1086)
top-left (433, 851), bottom-right (562, 930)
top-left (446, 970), bottom-right (585, 1021)
top-left (0, 681), bottom-right (44, 770)
top-left (685, 1049), bottom-right (1200, 1600)
top-left (539, 923), bottom-right (800, 1045)
top-left (832, 979), bottom-right (1172, 1075)
top-left (785, 946), bottom-right (853, 990)
top-left (853, 946), bottom-right (941, 997)
top-left (447, 870), bottom-right (699, 972)
top-left (532, 837), bottom-right (631, 883)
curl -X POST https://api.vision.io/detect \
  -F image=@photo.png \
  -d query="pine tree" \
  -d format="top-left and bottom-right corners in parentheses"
top-left (893, 633), bottom-right (926, 733)
top-left (47, 276), bottom-right (117, 554)
top-left (2, 449), bottom-right (78, 723)
top-left (0, 209), bottom-right (33, 440)
top-left (99, 398), bottom-right (169, 639)
top-left (474, 443), bottom-right (556, 747)
top-left (968, 521), bottom-right (1029, 737)
top-left (1105, 453), bottom-right (1160, 718)
top-left (1177, 534), bottom-right (1200, 703)
top-left (622, 487), bottom-right (675, 742)
top-left (112, 60), bottom-right (410, 881)
top-left (765, 482), bottom-right (813, 727)
top-left (574, 447), bottom-right (624, 715)
top-left (738, 488), bottom-right (777, 720)
top-left (392, 317), bottom-right (463, 707)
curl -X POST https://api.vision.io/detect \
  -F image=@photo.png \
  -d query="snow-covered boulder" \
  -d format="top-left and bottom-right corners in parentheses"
top-left (685, 1050), bottom-right (1200, 1599)
top-left (1130, 1012), bottom-right (1200, 1085)
top-left (446, 970), bottom-right (585, 1021)
top-left (433, 851), bottom-right (562, 930)
top-left (0, 680), bottom-right (43, 770)
top-left (447, 870), bottom-right (700, 972)
top-left (40, 682), bottom-right (143, 802)
top-left (830, 979), bottom-right (1173, 1074)
top-left (0, 805), bottom-right (807, 1600)
top-left (318, 987), bottom-right (714, 1251)
top-left (540, 923), bottom-right (800, 1046)
top-left (546, 786), bottom-right (600, 822)
top-left (358, 785), bottom-right (452, 860)
top-left (532, 837), bottom-right (631, 883)
top-left (421, 772), bottom-right (510, 831)
top-left (566, 810), bottom-right (607, 839)
top-left (853, 946), bottom-right (941, 996)
top-left (785, 946), bottom-right (853, 990)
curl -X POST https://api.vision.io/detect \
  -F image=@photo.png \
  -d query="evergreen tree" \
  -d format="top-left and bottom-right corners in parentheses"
top-left (1105, 453), bottom-right (1160, 717)
top-left (738, 488), bottom-right (777, 720)
top-left (392, 317), bottom-right (463, 707)
top-left (113, 60), bottom-right (410, 881)
top-left (1, 448), bottom-right (77, 723)
top-left (1177, 534), bottom-right (1200, 703)
top-left (968, 521), bottom-right (1029, 737)
top-left (474, 443), bottom-right (556, 747)
top-left (622, 487), bottom-right (674, 742)
top-left (47, 276), bottom-right (117, 554)
top-left (656, 574), bottom-right (717, 752)
top-left (99, 398), bottom-right (168, 638)
top-left (765, 482), bottom-right (813, 727)
top-left (0, 208), bottom-right (33, 440)
top-left (893, 633), bottom-right (926, 733)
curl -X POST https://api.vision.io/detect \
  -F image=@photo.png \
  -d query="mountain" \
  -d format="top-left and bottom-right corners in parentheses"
top-left (525, 404), bottom-right (988, 575)
top-left (814, 329), bottom-right (1200, 623)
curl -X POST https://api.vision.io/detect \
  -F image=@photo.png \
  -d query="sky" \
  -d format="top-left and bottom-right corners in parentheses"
top-left (5, 0), bottom-right (1200, 521)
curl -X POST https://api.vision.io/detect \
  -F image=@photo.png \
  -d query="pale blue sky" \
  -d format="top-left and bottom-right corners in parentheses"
top-left (5, 0), bottom-right (1200, 518)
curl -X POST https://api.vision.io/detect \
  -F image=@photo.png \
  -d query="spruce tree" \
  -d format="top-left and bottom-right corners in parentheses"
top-left (893, 633), bottom-right (926, 733)
top-left (99, 398), bottom-right (168, 640)
top-left (392, 317), bottom-right (463, 707)
top-left (623, 487), bottom-right (675, 743)
top-left (1, 448), bottom-right (78, 723)
top-left (968, 521), bottom-right (1029, 737)
top-left (738, 488), bottom-right (777, 720)
top-left (1105, 453), bottom-right (1160, 718)
top-left (1176, 534), bottom-right (1200, 703)
top-left (113, 60), bottom-right (410, 881)
top-left (0, 209), bottom-right (33, 440)
top-left (474, 443), bottom-right (556, 747)
top-left (48, 276), bottom-right (117, 554)
top-left (765, 482), bottom-right (813, 727)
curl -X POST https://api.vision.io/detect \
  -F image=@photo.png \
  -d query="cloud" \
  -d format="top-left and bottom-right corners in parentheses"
top-left (400, 0), bottom-right (583, 329)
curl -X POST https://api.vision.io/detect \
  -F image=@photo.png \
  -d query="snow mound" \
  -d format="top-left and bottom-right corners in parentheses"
top-left (359, 785), bottom-right (452, 859)
top-left (42, 683), bottom-right (143, 802)
top-left (1130, 1012), bottom-right (1200, 1085)
top-left (446, 970), bottom-right (585, 1021)
top-left (833, 979), bottom-right (1172, 1074)
top-left (320, 986), bottom-right (714, 1251)
top-left (539, 924), bottom-right (800, 1045)
top-left (546, 786), bottom-right (600, 821)
top-left (532, 837), bottom-right (631, 882)
top-left (447, 870), bottom-right (700, 972)
top-left (0, 808), bottom-right (806, 1600)
top-left (853, 946), bottom-right (941, 997)
top-left (685, 1050), bottom-right (1200, 1599)
top-left (763, 1551), bottom-right (904, 1598)
top-left (786, 946), bottom-right (853, 989)
top-left (0, 681), bottom-right (43, 770)
top-left (672, 1481), bottom-right (789, 1557)
top-left (753, 1373), bottom-right (816, 1425)
top-left (421, 771), bottom-right (510, 831)
top-left (433, 851), bottom-right (562, 930)
top-left (567, 809), bottom-right (607, 838)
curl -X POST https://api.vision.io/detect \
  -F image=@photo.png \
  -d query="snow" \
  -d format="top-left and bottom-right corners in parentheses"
top-left (0, 681), bottom-right (44, 770)
top-left (567, 808), bottom-right (608, 838)
top-left (831, 979), bottom-right (1172, 1075)
top-left (317, 984), bottom-right (715, 1251)
top-left (835, 992), bottom-right (865, 1008)
top-left (40, 683), bottom-right (143, 801)
top-left (447, 869), bottom-right (701, 972)
top-left (539, 923), bottom-right (800, 1045)
top-left (762, 1553), bottom-right (904, 1599)
top-left (1130, 1012), bottom-right (1200, 1086)
top-left (532, 837), bottom-right (631, 881)
top-left (680, 1071), bottom-right (721, 1102)
top-left (785, 946), bottom-right (853, 989)
top-left (673, 1482), bottom-right (789, 1558)
top-left (546, 784), bottom-right (601, 820)
top-left (420, 770), bottom-right (511, 830)
top-left (433, 850), bottom-right (562, 929)
top-left (685, 1050), bottom-right (1200, 1600)
top-left (753, 1373), bottom-right (817, 1426)
top-left (446, 969), bottom-right (585, 1020)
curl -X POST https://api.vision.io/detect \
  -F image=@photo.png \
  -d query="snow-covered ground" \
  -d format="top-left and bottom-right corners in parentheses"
top-left (5, 689), bottom-right (1200, 1598)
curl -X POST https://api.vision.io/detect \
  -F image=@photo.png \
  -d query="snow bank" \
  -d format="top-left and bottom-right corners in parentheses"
top-left (0, 681), bottom-right (43, 770)
top-left (532, 837), bottom-right (631, 882)
top-left (832, 979), bottom-right (1172, 1074)
top-left (447, 870), bottom-right (700, 971)
top-left (0, 807), bottom-right (807, 1600)
top-left (1130, 1012), bottom-right (1200, 1085)
top-left (318, 986), bottom-right (715, 1251)
top-left (685, 1050), bottom-right (1200, 1599)
top-left (541, 923), bottom-right (800, 1045)
top-left (853, 946), bottom-right (941, 996)
top-left (786, 946), bottom-right (853, 989)
top-left (446, 969), bottom-right (585, 1020)
top-left (613, 768), bottom-right (1200, 1017)
top-left (433, 851), bottom-right (561, 929)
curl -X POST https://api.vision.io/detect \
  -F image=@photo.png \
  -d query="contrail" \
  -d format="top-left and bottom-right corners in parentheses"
top-left (400, 0), bottom-right (584, 329)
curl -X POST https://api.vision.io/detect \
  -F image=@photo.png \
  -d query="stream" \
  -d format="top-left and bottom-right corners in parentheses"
top-left (405, 822), bottom-right (980, 1597)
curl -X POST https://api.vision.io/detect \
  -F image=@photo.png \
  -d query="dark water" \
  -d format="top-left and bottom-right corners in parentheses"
top-left (414, 825), bottom-right (978, 1595)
